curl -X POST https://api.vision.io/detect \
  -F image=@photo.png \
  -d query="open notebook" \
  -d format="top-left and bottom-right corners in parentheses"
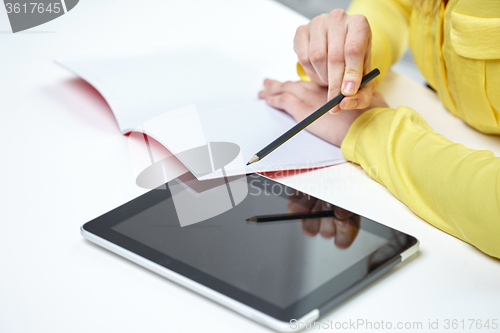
top-left (56, 48), bottom-right (345, 180)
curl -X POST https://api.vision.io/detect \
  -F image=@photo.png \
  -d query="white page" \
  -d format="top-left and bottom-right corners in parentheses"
top-left (56, 48), bottom-right (345, 180)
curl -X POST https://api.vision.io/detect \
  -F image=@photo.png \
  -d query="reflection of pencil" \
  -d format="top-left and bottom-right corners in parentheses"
top-left (246, 210), bottom-right (335, 223)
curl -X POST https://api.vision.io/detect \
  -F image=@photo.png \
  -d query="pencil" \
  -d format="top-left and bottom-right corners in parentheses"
top-left (246, 68), bottom-right (380, 165)
top-left (247, 210), bottom-right (336, 223)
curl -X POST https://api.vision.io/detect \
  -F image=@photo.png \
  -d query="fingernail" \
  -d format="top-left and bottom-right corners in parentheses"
top-left (341, 98), bottom-right (358, 110)
top-left (342, 82), bottom-right (356, 96)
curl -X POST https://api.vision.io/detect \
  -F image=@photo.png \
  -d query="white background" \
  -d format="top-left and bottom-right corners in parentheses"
top-left (1, 1), bottom-right (500, 332)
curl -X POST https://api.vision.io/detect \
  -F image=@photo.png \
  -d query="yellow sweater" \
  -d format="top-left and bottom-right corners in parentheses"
top-left (301, 0), bottom-right (500, 258)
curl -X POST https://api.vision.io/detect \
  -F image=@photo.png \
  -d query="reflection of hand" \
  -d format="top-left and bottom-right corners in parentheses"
top-left (288, 191), bottom-right (360, 249)
top-left (258, 80), bottom-right (388, 147)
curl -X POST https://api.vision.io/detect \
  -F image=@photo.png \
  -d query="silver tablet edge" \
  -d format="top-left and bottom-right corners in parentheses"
top-left (400, 240), bottom-right (420, 262)
top-left (80, 226), bottom-right (319, 332)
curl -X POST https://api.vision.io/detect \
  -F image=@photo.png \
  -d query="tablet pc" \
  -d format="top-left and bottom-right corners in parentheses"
top-left (81, 173), bottom-right (418, 332)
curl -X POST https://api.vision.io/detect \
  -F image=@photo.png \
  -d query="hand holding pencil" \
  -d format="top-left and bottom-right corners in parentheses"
top-left (254, 9), bottom-right (388, 165)
top-left (294, 9), bottom-right (375, 113)
top-left (253, 69), bottom-right (382, 165)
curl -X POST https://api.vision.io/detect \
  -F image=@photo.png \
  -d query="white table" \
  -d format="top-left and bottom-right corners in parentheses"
top-left (1, 1), bottom-right (499, 332)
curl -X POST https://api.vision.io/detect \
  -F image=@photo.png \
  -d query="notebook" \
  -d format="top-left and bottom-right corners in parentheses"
top-left (56, 48), bottom-right (345, 180)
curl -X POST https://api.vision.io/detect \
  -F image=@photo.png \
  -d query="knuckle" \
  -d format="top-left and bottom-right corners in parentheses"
top-left (278, 94), bottom-right (289, 104)
top-left (311, 15), bottom-right (323, 26)
top-left (297, 53), bottom-right (310, 66)
top-left (358, 99), bottom-right (371, 109)
top-left (270, 97), bottom-right (281, 108)
top-left (344, 67), bottom-right (362, 76)
top-left (328, 8), bottom-right (346, 21)
top-left (351, 14), bottom-right (368, 25)
top-left (351, 15), bottom-right (372, 35)
top-left (328, 50), bottom-right (344, 65)
top-left (295, 24), bottom-right (306, 35)
top-left (357, 91), bottom-right (371, 108)
top-left (309, 48), bottom-right (326, 63)
top-left (356, 95), bottom-right (369, 108)
top-left (345, 42), bottom-right (364, 57)
top-left (329, 85), bottom-right (341, 95)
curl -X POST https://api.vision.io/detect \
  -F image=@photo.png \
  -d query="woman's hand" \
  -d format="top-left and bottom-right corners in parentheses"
top-left (258, 79), bottom-right (388, 147)
top-left (294, 9), bottom-right (374, 114)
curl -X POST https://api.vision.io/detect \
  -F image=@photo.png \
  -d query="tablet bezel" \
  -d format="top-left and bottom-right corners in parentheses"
top-left (81, 174), bottom-right (418, 325)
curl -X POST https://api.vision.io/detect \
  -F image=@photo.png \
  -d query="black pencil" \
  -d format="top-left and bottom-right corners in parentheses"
top-left (246, 68), bottom-right (380, 165)
top-left (246, 210), bottom-right (336, 223)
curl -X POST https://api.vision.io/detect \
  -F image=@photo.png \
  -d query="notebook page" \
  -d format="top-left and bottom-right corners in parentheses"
top-left (56, 48), bottom-right (345, 180)
top-left (132, 96), bottom-right (344, 180)
top-left (56, 48), bottom-right (272, 133)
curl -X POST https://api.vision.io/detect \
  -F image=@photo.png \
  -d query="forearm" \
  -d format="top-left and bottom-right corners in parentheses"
top-left (342, 107), bottom-right (500, 258)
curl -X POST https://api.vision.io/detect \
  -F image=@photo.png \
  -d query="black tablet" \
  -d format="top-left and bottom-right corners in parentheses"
top-left (81, 173), bottom-right (418, 332)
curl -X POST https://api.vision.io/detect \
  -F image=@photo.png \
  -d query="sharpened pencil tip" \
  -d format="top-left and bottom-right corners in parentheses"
top-left (247, 155), bottom-right (259, 165)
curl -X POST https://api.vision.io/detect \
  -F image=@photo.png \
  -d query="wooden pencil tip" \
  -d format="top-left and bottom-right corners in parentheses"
top-left (246, 155), bottom-right (259, 165)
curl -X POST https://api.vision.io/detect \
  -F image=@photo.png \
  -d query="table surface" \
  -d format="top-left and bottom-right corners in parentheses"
top-left (1, 1), bottom-right (499, 332)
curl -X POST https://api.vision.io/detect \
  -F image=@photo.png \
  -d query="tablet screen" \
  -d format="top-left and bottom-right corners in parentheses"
top-left (111, 174), bottom-right (395, 309)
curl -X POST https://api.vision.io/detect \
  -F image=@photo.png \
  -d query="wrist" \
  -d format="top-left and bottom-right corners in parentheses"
top-left (330, 109), bottom-right (365, 147)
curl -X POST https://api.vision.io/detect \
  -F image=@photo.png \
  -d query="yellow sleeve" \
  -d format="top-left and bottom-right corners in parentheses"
top-left (341, 107), bottom-right (500, 259)
top-left (297, 0), bottom-right (412, 82)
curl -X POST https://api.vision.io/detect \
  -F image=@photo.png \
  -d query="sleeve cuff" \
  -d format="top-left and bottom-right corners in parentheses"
top-left (341, 107), bottom-right (392, 163)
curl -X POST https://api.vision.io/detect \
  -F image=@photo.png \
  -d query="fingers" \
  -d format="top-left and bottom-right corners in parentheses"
top-left (333, 218), bottom-right (359, 249)
top-left (294, 25), bottom-right (324, 85)
top-left (263, 92), bottom-right (310, 120)
top-left (259, 80), bottom-right (319, 122)
top-left (288, 199), bottom-right (310, 214)
top-left (319, 218), bottom-right (336, 238)
top-left (334, 219), bottom-right (359, 249)
top-left (333, 206), bottom-right (354, 220)
top-left (326, 9), bottom-right (348, 102)
top-left (339, 82), bottom-right (374, 110)
top-left (302, 219), bottom-right (320, 236)
top-left (287, 190), bottom-right (316, 211)
top-left (293, 11), bottom-right (373, 114)
top-left (259, 79), bottom-right (313, 100)
top-left (303, 213), bottom-right (360, 247)
top-left (308, 16), bottom-right (329, 85)
top-left (341, 14), bottom-right (371, 97)
top-left (301, 199), bottom-right (323, 236)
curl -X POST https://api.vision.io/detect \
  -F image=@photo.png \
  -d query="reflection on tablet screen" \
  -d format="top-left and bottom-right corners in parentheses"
top-left (112, 174), bottom-right (392, 309)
